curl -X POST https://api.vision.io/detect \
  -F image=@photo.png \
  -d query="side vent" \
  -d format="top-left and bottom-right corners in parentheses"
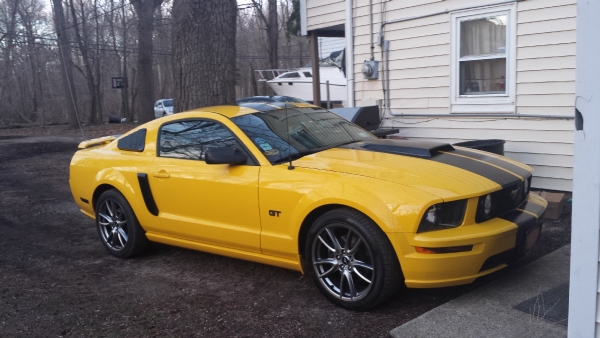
top-left (118, 129), bottom-right (147, 152)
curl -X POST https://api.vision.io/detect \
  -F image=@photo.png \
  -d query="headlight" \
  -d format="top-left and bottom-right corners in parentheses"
top-left (417, 200), bottom-right (467, 233)
top-left (483, 194), bottom-right (493, 216)
top-left (476, 193), bottom-right (495, 223)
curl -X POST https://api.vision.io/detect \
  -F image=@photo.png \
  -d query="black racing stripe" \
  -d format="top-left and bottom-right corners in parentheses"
top-left (453, 148), bottom-right (530, 178)
top-left (520, 200), bottom-right (546, 217)
top-left (137, 173), bottom-right (159, 216)
top-left (500, 209), bottom-right (536, 225)
top-left (431, 152), bottom-right (521, 188)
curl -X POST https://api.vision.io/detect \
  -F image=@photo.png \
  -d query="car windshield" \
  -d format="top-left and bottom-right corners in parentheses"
top-left (231, 107), bottom-right (377, 164)
top-left (163, 99), bottom-right (173, 107)
top-left (273, 96), bottom-right (306, 103)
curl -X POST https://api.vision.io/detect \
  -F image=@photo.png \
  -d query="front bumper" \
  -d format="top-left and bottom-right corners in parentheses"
top-left (389, 193), bottom-right (547, 288)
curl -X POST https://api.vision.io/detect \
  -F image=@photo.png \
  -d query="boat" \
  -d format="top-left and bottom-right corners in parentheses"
top-left (255, 50), bottom-right (347, 106)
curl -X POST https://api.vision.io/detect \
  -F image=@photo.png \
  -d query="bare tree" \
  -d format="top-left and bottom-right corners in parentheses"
top-left (251, 0), bottom-right (278, 69)
top-left (69, 0), bottom-right (100, 124)
top-left (130, 0), bottom-right (162, 123)
top-left (51, 0), bottom-right (79, 128)
top-left (171, 0), bottom-right (237, 111)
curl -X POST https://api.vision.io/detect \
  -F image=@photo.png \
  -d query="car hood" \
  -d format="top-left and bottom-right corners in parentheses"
top-left (292, 140), bottom-right (531, 200)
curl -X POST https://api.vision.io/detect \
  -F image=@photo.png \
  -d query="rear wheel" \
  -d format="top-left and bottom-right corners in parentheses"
top-left (96, 189), bottom-right (148, 258)
top-left (305, 208), bottom-right (401, 311)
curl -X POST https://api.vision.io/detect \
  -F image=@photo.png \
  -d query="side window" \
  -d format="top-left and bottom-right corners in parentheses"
top-left (159, 120), bottom-right (238, 160)
top-left (280, 72), bottom-right (300, 79)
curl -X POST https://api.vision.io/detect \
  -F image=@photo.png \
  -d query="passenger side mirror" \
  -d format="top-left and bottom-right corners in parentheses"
top-left (205, 147), bottom-right (247, 165)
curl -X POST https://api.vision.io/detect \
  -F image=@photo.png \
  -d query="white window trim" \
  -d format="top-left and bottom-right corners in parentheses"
top-left (450, 4), bottom-right (517, 113)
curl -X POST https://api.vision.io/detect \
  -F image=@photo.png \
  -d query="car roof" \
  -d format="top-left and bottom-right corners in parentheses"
top-left (190, 102), bottom-right (320, 119)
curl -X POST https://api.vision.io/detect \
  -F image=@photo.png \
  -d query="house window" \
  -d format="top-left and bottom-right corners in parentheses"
top-left (451, 5), bottom-right (516, 113)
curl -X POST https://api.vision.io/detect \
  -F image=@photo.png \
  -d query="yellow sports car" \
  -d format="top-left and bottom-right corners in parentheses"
top-left (69, 103), bottom-right (547, 310)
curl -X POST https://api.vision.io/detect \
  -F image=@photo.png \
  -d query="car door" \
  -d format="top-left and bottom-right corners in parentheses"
top-left (147, 119), bottom-right (261, 253)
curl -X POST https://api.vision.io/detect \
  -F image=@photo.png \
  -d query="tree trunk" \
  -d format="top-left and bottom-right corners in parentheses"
top-left (268, 0), bottom-right (278, 69)
top-left (2, 0), bottom-right (18, 123)
top-left (69, 0), bottom-right (98, 125)
top-left (130, 0), bottom-right (162, 124)
top-left (94, 0), bottom-right (103, 122)
top-left (19, 4), bottom-right (44, 123)
top-left (172, 0), bottom-right (237, 111)
top-left (51, 0), bottom-right (79, 129)
top-left (121, 0), bottom-right (131, 121)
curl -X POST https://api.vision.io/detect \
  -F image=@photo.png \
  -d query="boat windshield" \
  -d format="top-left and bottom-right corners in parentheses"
top-left (231, 107), bottom-right (377, 165)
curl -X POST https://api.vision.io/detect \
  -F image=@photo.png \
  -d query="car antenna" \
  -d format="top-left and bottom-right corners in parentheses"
top-left (285, 103), bottom-right (295, 170)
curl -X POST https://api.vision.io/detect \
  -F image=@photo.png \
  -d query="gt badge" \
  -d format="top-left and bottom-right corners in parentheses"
top-left (269, 210), bottom-right (281, 217)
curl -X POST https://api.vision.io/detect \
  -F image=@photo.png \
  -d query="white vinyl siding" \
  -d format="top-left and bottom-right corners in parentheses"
top-left (306, 0), bottom-right (345, 31)
top-left (351, 0), bottom-right (575, 191)
top-left (305, 0), bottom-right (576, 191)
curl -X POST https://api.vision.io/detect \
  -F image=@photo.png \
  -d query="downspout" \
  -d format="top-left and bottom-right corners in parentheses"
top-left (345, 0), bottom-right (354, 107)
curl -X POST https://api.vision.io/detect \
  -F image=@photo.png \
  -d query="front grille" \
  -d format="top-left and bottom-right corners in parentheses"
top-left (476, 177), bottom-right (529, 223)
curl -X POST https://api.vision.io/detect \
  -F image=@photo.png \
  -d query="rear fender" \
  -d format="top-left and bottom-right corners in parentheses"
top-left (92, 168), bottom-right (161, 232)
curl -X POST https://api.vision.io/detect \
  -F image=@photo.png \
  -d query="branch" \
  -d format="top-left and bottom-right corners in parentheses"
top-left (251, 0), bottom-right (268, 27)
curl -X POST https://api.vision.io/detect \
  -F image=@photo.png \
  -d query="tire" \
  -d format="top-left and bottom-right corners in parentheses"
top-left (163, 112), bottom-right (167, 117)
top-left (95, 189), bottom-right (149, 258)
top-left (305, 208), bottom-right (402, 311)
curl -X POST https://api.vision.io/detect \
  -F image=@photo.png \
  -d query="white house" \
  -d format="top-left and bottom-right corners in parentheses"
top-left (300, 0), bottom-right (576, 192)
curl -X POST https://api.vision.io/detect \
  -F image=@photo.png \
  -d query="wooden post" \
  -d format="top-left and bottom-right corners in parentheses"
top-left (309, 31), bottom-right (321, 107)
top-left (569, 0), bottom-right (600, 335)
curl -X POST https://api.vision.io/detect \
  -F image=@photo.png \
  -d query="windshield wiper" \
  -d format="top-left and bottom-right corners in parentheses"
top-left (335, 140), bottom-right (360, 147)
top-left (273, 147), bottom-right (329, 164)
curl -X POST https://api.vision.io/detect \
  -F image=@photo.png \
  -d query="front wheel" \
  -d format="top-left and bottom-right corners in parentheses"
top-left (305, 208), bottom-right (402, 311)
top-left (96, 189), bottom-right (149, 258)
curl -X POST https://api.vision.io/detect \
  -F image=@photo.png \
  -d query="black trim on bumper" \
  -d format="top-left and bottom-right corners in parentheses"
top-left (137, 173), bottom-right (159, 216)
top-left (479, 207), bottom-right (545, 273)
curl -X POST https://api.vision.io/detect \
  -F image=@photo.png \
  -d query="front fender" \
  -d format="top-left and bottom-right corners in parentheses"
top-left (258, 166), bottom-right (440, 260)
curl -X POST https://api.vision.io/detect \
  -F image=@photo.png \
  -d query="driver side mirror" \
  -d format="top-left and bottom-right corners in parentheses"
top-left (205, 147), bottom-right (247, 165)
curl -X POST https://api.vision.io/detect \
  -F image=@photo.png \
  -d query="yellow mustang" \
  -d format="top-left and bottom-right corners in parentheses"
top-left (69, 103), bottom-right (547, 310)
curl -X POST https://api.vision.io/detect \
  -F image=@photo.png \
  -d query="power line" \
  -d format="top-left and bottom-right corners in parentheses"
top-left (45, 0), bottom-right (136, 39)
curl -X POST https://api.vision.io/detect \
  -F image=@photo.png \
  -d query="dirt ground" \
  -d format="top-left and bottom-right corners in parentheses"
top-left (0, 124), bottom-right (572, 337)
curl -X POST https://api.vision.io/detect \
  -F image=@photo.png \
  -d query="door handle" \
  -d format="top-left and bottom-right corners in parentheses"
top-left (152, 171), bottom-right (170, 178)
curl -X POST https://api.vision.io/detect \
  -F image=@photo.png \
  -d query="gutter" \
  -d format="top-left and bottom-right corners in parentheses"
top-left (384, 113), bottom-right (573, 120)
top-left (300, 0), bottom-right (307, 36)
